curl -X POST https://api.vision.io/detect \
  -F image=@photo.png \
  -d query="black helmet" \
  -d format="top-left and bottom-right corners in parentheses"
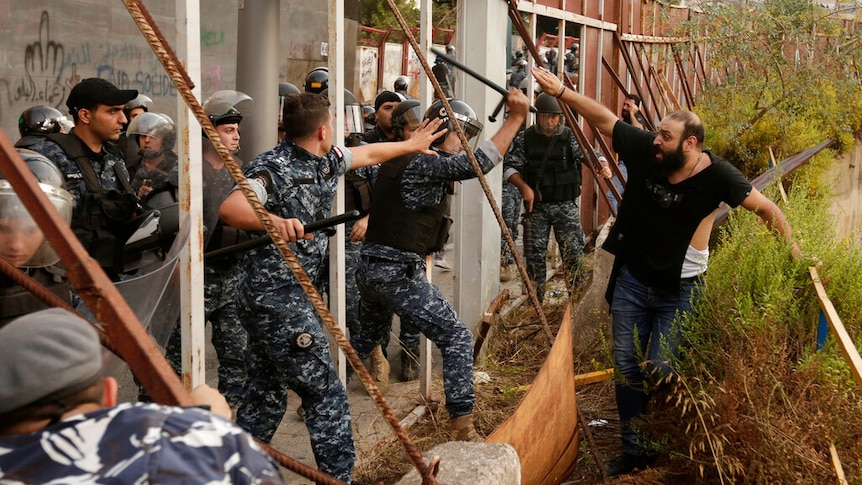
top-left (394, 75), bottom-right (409, 92)
top-left (514, 50), bottom-right (524, 59)
top-left (320, 88), bottom-right (364, 136)
top-left (278, 83), bottom-right (301, 129)
top-left (304, 67), bottom-right (329, 94)
top-left (18, 106), bottom-right (65, 137)
top-left (0, 150), bottom-right (73, 267)
top-left (279, 82), bottom-right (300, 97)
top-left (391, 99), bottom-right (422, 140)
top-left (203, 90), bottom-right (252, 126)
top-left (423, 99), bottom-right (483, 143)
top-left (535, 93), bottom-right (563, 114)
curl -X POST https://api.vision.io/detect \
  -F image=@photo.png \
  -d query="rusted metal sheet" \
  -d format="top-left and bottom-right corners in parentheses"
top-left (485, 304), bottom-right (579, 485)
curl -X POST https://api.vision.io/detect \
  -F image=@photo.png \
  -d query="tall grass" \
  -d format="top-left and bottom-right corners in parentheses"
top-left (652, 179), bottom-right (862, 482)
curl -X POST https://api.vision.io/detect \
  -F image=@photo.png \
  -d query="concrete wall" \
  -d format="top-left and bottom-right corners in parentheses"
top-left (0, 0), bottom-right (362, 139)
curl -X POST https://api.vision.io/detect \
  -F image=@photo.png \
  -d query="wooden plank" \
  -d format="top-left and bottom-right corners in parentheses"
top-left (830, 442), bottom-right (848, 485)
top-left (574, 368), bottom-right (615, 386)
top-left (809, 266), bottom-right (862, 390)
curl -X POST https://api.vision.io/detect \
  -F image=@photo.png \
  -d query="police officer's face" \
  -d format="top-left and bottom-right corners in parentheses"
top-left (128, 107), bottom-right (146, 124)
top-left (376, 101), bottom-right (399, 132)
top-left (139, 134), bottom-right (164, 153)
top-left (0, 216), bottom-right (44, 267)
top-left (216, 124), bottom-right (241, 152)
top-left (87, 104), bottom-right (127, 142)
top-left (536, 113), bottom-right (561, 134)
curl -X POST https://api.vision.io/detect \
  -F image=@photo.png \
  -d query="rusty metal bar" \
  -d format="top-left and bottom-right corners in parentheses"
top-left (0, 130), bottom-right (192, 408)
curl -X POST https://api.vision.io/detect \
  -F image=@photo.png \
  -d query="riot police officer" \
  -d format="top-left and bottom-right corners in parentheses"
top-left (350, 91), bottom-right (530, 442)
top-left (15, 106), bottom-right (69, 149)
top-left (503, 92), bottom-right (612, 301)
top-left (120, 94), bottom-right (154, 174)
top-left (30, 78), bottom-right (141, 281)
top-left (0, 150), bottom-right (74, 325)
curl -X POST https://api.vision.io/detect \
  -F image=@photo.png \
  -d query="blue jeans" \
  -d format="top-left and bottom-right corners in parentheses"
top-left (611, 264), bottom-right (699, 455)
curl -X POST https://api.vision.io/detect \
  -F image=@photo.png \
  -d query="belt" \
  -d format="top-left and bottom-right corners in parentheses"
top-left (680, 273), bottom-right (705, 284)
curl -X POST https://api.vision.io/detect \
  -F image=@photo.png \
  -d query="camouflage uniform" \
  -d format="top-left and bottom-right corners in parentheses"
top-left (0, 402), bottom-right (282, 484)
top-left (504, 126), bottom-right (598, 301)
top-left (31, 133), bottom-right (140, 282)
top-left (351, 139), bottom-right (505, 420)
top-left (500, 180), bottom-right (522, 265)
top-left (234, 138), bottom-right (355, 483)
top-left (343, 164), bottom-right (378, 338)
top-left (201, 146), bottom-right (249, 409)
top-left (30, 134), bottom-right (133, 221)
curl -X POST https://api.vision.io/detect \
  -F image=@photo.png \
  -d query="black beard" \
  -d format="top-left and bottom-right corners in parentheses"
top-left (654, 142), bottom-right (686, 176)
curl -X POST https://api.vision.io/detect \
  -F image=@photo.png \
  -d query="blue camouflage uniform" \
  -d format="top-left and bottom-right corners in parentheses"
top-left (504, 125), bottom-right (600, 301)
top-left (31, 133), bottom-right (140, 282)
top-left (0, 402), bottom-right (283, 484)
top-left (351, 139), bottom-right (505, 420)
top-left (501, 178), bottom-right (522, 265)
top-left (201, 145), bottom-right (249, 409)
top-left (343, 165), bottom-right (378, 338)
top-left (234, 137), bottom-right (355, 483)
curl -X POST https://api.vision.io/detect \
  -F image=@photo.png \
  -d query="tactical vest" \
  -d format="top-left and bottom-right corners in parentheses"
top-left (0, 268), bottom-right (71, 326)
top-left (344, 170), bottom-right (373, 214)
top-left (44, 133), bottom-right (141, 275)
top-left (365, 153), bottom-right (452, 256)
top-left (521, 128), bottom-right (582, 203)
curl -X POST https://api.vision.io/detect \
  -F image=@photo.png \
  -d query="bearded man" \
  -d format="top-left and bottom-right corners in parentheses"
top-left (532, 66), bottom-right (801, 476)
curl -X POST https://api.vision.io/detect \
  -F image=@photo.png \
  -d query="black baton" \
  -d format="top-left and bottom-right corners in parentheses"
top-left (204, 210), bottom-right (362, 261)
top-left (430, 47), bottom-right (537, 114)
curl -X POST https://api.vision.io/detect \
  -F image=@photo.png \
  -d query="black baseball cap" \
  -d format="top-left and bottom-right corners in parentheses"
top-left (66, 78), bottom-right (138, 114)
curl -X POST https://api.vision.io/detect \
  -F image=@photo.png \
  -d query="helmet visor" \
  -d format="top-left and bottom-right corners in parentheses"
top-left (344, 105), bottom-right (365, 136)
top-left (0, 181), bottom-right (73, 268)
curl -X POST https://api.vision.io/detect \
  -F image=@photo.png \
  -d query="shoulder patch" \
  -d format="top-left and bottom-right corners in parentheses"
top-left (332, 146), bottom-right (344, 159)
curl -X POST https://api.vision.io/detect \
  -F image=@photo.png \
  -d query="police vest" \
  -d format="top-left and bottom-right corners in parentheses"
top-left (521, 127), bottom-right (582, 203)
top-left (0, 268), bottom-right (71, 326)
top-left (344, 170), bottom-right (373, 214)
top-left (364, 153), bottom-right (452, 256)
top-left (45, 133), bottom-right (141, 276)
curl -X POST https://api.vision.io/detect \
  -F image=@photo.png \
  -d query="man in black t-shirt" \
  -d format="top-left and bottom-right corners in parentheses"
top-left (532, 67), bottom-right (800, 477)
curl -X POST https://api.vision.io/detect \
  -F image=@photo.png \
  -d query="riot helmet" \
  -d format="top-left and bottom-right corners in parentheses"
top-left (391, 99), bottom-right (422, 140)
top-left (304, 67), bottom-right (329, 94)
top-left (203, 90), bottom-right (253, 126)
top-left (535, 93), bottom-right (563, 114)
top-left (278, 82), bottom-right (301, 131)
top-left (127, 112), bottom-right (177, 158)
top-left (320, 88), bottom-right (364, 137)
top-left (123, 94), bottom-right (153, 124)
top-left (362, 105), bottom-right (376, 131)
top-left (279, 82), bottom-right (301, 97)
top-left (0, 150), bottom-right (73, 268)
top-left (18, 106), bottom-right (66, 137)
top-left (394, 76), bottom-right (410, 92)
top-left (515, 59), bottom-right (528, 69)
top-left (423, 98), bottom-right (483, 144)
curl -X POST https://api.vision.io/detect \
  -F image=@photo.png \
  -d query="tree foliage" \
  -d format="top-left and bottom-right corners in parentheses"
top-left (678, 0), bottom-right (862, 179)
top-left (359, 0), bottom-right (458, 41)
